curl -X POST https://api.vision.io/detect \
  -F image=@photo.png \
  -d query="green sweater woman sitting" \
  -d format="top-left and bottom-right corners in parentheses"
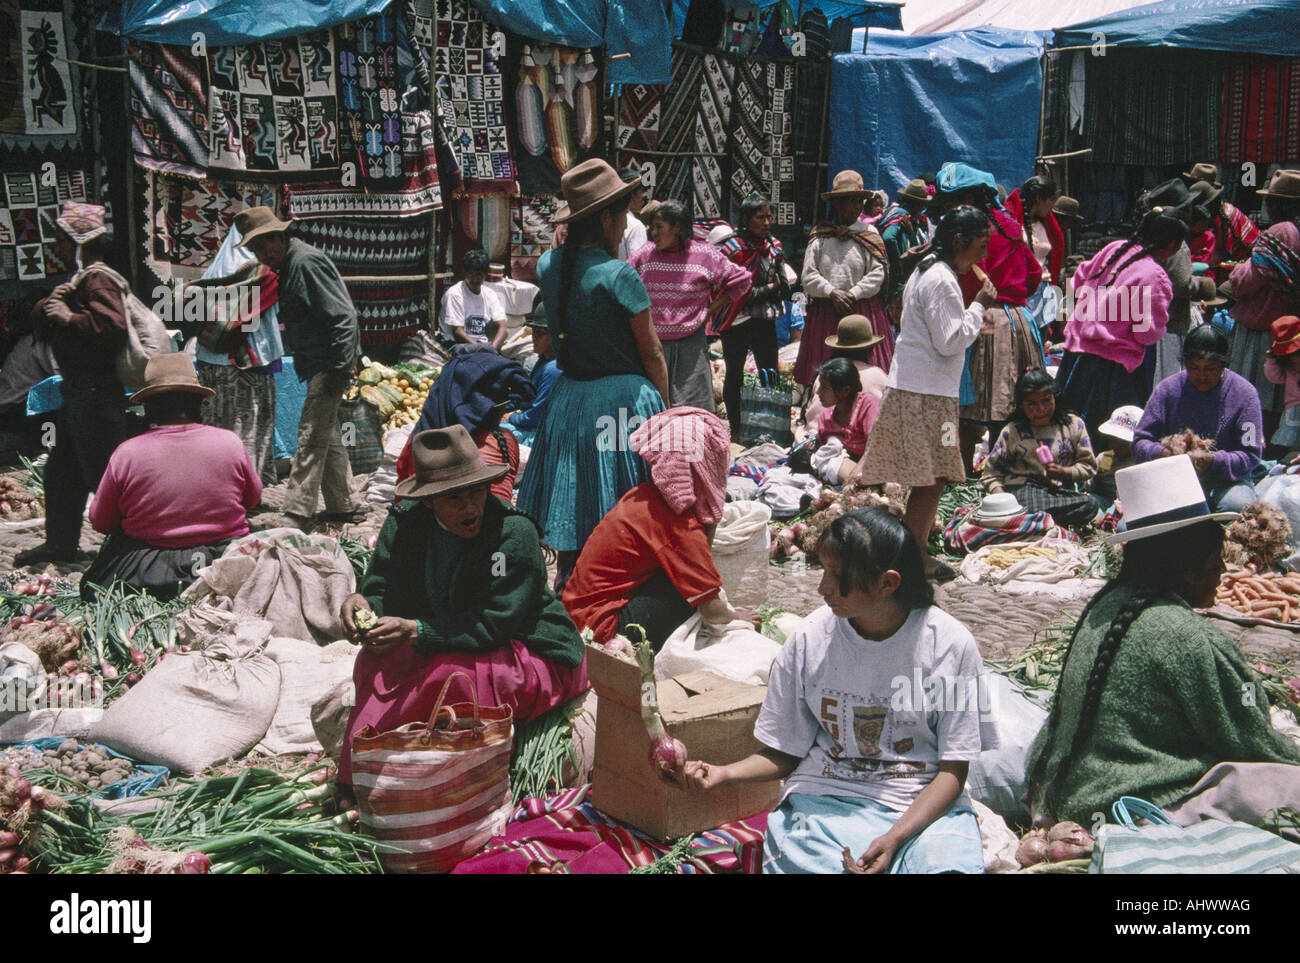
top-left (335, 426), bottom-right (589, 786)
top-left (1025, 455), bottom-right (1300, 827)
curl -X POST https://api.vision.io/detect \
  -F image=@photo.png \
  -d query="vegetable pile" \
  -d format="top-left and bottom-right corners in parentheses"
top-left (981, 544), bottom-right (1061, 570)
top-left (1223, 503), bottom-right (1293, 571)
top-left (986, 619), bottom-right (1075, 695)
top-left (0, 742), bottom-right (147, 795)
top-left (1016, 821), bottom-right (1095, 869)
top-left (1160, 430), bottom-right (1216, 455)
top-left (345, 358), bottom-right (439, 432)
top-left (1214, 569), bottom-right (1300, 623)
top-left (0, 475), bottom-right (43, 521)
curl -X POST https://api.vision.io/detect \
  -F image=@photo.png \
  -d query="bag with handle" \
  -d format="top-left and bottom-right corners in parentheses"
top-left (738, 367), bottom-right (794, 447)
top-left (1090, 796), bottom-right (1300, 874)
top-left (70, 263), bottom-right (173, 391)
top-left (351, 671), bottom-right (514, 873)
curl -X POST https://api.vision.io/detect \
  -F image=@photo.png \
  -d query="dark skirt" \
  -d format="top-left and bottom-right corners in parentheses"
top-left (1014, 478), bottom-right (1098, 530)
top-left (81, 533), bottom-right (234, 602)
top-left (1055, 351), bottom-right (1144, 445)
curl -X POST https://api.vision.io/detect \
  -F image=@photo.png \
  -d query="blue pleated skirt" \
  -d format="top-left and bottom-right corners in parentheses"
top-left (516, 373), bottom-right (666, 552)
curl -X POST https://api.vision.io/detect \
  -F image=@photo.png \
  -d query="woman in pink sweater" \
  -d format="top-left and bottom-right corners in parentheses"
top-left (82, 354), bottom-right (261, 601)
top-left (628, 200), bottom-right (751, 412)
top-left (1055, 209), bottom-right (1186, 443)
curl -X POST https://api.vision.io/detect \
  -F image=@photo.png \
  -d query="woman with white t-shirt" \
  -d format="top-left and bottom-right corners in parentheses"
top-left (858, 206), bottom-right (998, 581)
top-left (681, 508), bottom-right (994, 874)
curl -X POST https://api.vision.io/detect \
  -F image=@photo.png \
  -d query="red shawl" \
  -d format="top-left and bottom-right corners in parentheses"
top-left (1004, 188), bottom-right (1063, 285)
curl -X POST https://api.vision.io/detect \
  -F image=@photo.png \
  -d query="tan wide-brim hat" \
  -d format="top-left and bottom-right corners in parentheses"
top-left (897, 178), bottom-right (929, 205)
top-left (235, 206), bottom-right (292, 247)
top-left (394, 425), bottom-right (509, 501)
top-left (129, 353), bottom-right (216, 404)
top-left (821, 169), bottom-right (873, 201)
top-left (552, 159), bottom-right (641, 224)
top-left (1258, 169), bottom-right (1300, 199)
top-left (1181, 162), bottom-right (1222, 188)
top-left (825, 314), bottom-right (884, 352)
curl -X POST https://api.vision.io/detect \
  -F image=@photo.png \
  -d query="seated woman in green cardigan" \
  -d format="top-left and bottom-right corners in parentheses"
top-left (336, 426), bottom-right (589, 785)
top-left (1025, 454), bottom-right (1300, 827)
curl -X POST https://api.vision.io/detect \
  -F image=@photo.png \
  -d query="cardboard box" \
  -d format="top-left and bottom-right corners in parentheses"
top-left (587, 643), bottom-right (782, 841)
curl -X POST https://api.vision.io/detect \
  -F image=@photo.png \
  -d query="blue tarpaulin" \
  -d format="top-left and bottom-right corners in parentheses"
top-left (671, 0), bottom-right (904, 34)
top-left (120, 0), bottom-right (672, 84)
top-left (1054, 0), bottom-right (1300, 58)
top-left (827, 28), bottom-right (1046, 203)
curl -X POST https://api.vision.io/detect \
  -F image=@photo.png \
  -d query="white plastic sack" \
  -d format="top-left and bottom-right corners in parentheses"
top-left (256, 638), bottom-right (359, 755)
top-left (88, 624), bottom-right (280, 773)
top-left (972, 798), bottom-right (1021, 874)
top-left (655, 613), bottom-right (782, 686)
top-left (756, 466), bottom-right (822, 519)
top-left (711, 501), bottom-right (771, 610)
top-left (1256, 471), bottom-right (1300, 570)
top-left (965, 673), bottom-right (1049, 822)
top-left (811, 436), bottom-right (849, 485)
top-left (367, 425), bottom-right (413, 508)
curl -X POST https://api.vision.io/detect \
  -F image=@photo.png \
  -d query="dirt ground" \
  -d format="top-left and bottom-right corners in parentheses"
top-left (3, 466), bottom-right (1298, 672)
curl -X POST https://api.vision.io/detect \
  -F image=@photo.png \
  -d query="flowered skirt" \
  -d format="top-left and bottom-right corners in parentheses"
top-left (859, 388), bottom-right (966, 487)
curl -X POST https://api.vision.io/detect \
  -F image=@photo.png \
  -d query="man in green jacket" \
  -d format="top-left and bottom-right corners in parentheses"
top-left (236, 207), bottom-right (360, 527)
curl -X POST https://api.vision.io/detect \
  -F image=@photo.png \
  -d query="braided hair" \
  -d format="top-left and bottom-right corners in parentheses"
top-left (916, 205), bottom-right (989, 277)
top-left (1096, 208), bottom-right (1189, 285)
top-left (555, 194), bottom-right (632, 333)
top-left (1019, 175), bottom-right (1060, 238)
top-left (1026, 520), bottom-right (1225, 821)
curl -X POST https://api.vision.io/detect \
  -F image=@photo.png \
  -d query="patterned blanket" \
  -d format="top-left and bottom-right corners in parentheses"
top-left (129, 41), bottom-right (208, 177)
top-left (0, 0), bottom-right (78, 144)
top-left (0, 165), bottom-right (88, 283)
top-left (450, 785), bottom-right (768, 874)
top-left (509, 193), bottom-right (560, 281)
top-left (428, 0), bottom-right (518, 196)
top-left (207, 31), bottom-right (340, 178)
top-left (335, 6), bottom-right (403, 190)
top-left (1219, 55), bottom-right (1300, 165)
top-left (144, 172), bottom-right (278, 282)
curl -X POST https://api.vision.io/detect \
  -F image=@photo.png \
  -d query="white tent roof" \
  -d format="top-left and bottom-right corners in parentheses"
top-left (890, 0), bottom-right (1155, 34)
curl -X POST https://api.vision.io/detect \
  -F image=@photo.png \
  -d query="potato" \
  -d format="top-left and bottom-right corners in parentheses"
top-left (99, 771), bottom-right (123, 786)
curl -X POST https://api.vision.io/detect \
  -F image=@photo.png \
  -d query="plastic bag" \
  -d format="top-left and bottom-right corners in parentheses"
top-left (655, 613), bottom-right (782, 686)
top-left (711, 501), bottom-right (772, 610)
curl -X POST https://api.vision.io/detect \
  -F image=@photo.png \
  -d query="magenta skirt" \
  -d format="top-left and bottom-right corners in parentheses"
top-left (794, 296), bottom-right (895, 386)
top-left (338, 640), bottom-right (590, 783)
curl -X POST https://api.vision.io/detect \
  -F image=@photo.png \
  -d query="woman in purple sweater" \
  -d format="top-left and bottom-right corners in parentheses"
top-left (1132, 325), bottom-right (1263, 512)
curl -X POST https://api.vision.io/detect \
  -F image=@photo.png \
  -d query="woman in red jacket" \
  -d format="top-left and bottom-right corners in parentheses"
top-left (1006, 176), bottom-right (1064, 337)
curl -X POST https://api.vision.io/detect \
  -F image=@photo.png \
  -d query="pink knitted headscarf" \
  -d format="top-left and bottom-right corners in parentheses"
top-left (630, 407), bottom-right (730, 524)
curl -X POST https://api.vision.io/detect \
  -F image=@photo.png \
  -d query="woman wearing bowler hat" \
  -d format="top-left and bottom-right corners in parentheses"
top-left (338, 425), bottom-right (588, 786)
top-left (516, 159), bottom-right (670, 591)
top-left (80, 354), bottom-right (262, 601)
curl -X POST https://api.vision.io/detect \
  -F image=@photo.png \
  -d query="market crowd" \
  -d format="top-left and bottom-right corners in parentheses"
top-left (7, 152), bottom-right (1300, 873)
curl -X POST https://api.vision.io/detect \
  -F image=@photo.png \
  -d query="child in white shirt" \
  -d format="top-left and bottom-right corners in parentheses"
top-left (440, 248), bottom-right (507, 349)
top-left (680, 506), bottom-right (993, 874)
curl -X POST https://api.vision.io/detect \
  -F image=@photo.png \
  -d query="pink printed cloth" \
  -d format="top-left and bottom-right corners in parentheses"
top-left (1062, 239), bottom-right (1174, 372)
top-left (630, 407), bottom-right (730, 525)
top-left (451, 785), bottom-right (769, 874)
top-left (628, 240), bottom-right (752, 341)
top-left (89, 424), bottom-right (260, 548)
top-left (338, 638), bottom-right (590, 783)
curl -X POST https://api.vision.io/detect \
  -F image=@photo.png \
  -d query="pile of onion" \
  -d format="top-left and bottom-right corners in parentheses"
top-left (1223, 503), bottom-right (1293, 571)
top-left (1015, 821), bottom-right (1095, 868)
top-left (1, 765), bottom-right (68, 873)
top-left (105, 828), bottom-right (210, 875)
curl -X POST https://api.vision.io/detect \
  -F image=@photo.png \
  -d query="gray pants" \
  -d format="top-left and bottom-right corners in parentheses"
top-left (661, 327), bottom-right (717, 413)
top-left (282, 373), bottom-right (355, 517)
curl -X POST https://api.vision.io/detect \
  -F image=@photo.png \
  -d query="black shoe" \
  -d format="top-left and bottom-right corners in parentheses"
top-left (14, 544), bottom-right (84, 566)
top-left (927, 561), bottom-right (958, 583)
top-left (316, 507), bottom-right (368, 523)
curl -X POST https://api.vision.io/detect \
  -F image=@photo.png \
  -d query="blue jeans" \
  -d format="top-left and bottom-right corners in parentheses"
top-left (1208, 480), bottom-right (1256, 513)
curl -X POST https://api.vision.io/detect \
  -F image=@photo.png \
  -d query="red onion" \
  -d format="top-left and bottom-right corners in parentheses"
top-left (36, 573), bottom-right (51, 587)
top-left (603, 637), bottom-right (629, 653)
top-left (179, 851), bottom-right (211, 874)
top-left (60, 659), bottom-right (79, 674)
top-left (0, 848), bottom-right (14, 866)
top-left (630, 625), bottom-right (688, 782)
top-left (125, 673), bottom-right (141, 685)
top-left (1046, 821), bottom-right (1095, 861)
top-left (11, 856), bottom-right (30, 872)
top-left (100, 661), bottom-right (119, 680)
top-left (1048, 840), bottom-right (1092, 862)
top-left (791, 522), bottom-right (809, 538)
top-left (128, 646), bottom-right (147, 666)
top-left (0, 831), bottom-right (18, 848)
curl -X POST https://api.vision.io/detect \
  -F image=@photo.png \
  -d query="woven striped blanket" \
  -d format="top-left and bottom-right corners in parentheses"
top-left (451, 785), bottom-right (768, 874)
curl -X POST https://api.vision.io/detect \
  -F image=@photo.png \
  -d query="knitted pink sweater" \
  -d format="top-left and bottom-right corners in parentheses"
top-left (1063, 240), bottom-right (1174, 372)
top-left (628, 240), bottom-right (752, 341)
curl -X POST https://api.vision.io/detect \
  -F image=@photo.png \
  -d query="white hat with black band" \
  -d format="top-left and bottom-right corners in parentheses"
top-left (1105, 454), bottom-right (1238, 544)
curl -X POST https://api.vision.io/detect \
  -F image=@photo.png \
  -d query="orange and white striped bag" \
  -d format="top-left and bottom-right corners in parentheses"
top-left (351, 673), bottom-right (514, 873)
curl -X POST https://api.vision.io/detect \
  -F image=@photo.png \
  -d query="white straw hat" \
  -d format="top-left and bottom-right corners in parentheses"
top-left (1106, 454), bottom-right (1238, 544)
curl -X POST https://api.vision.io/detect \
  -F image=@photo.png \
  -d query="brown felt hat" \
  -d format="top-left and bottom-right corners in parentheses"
top-left (129, 353), bottom-right (215, 404)
top-left (897, 178), bottom-right (929, 205)
top-left (1181, 163), bottom-right (1222, 188)
top-left (234, 206), bottom-right (291, 247)
top-left (1052, 195), bottom-right (1083, 226)
top-left (825, 314), bottom-right (884, 352)
top-left (552, 159), bottom-right (641, 224)
top-left (394, 426), bottom-right (508, 501)
top-left (1188, 179), bottom-right (1224, 206)
top-left (821, 170), bottom-right (873, 201)
top-left (1257, 169), bottom-right (1300, 200)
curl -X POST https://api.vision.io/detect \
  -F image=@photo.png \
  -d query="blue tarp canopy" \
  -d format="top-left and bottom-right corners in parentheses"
top-left (671, 0), bottom-right (904, 34)
top-left (828, 28), bottom-right (1046, 201)
top-left (1054, 0), bottom-right (1300, 58)
top-left (120, 0), bottom-right (672, 83)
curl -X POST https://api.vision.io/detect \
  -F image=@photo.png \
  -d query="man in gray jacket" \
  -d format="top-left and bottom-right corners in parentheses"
top-left (236, 207), bottom-right (360, 527)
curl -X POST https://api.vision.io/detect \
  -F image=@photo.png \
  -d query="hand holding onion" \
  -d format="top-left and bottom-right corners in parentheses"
top-left (629, 625), bottom-right (688, 784)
